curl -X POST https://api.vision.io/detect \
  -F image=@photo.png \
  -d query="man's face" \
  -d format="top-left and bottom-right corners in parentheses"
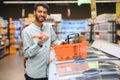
top-left (34, 6), bottom-right (48, 22)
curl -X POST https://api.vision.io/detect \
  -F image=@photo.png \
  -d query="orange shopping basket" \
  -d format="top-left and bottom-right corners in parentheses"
top-left (53, 41), bottom-right (89, 61)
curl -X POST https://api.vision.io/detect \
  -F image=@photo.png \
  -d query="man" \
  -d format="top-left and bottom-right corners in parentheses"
top-left (21, 3), bottom-right (65, 80)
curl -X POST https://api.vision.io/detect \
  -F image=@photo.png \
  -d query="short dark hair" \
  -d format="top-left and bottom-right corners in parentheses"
top-left (34, 3), bottom-right (49, 11)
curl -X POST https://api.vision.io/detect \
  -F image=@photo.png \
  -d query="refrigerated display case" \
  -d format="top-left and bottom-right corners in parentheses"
top-left (51, 58), bottom-right (120, 80)
top-left (49, 39), bottom-right (120, 80)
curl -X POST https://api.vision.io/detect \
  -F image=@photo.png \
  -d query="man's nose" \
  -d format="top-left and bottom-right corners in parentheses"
top-left (41, 12), bottom-right (45, 16)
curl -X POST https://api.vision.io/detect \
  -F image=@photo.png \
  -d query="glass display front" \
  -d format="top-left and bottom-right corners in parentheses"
top-left (55, 58), bottom-right (120, 80)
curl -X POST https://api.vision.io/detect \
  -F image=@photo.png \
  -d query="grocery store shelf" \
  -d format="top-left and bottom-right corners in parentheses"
top-left (0, 44), bottom-right (9, 49)
top-left (0, 44), bottom-right (9, 59)
top-left (0, 52), bottom-right (9, 59)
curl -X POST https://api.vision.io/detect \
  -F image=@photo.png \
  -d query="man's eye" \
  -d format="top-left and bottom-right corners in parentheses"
top-left (44, 12), bottom-right (48, 14)
top-left (38, 11), bottom-right (42, 13)
top-left (38, 11), bottom-right (47, 14)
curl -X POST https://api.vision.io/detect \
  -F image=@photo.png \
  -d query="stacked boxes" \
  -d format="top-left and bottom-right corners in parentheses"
top-left (9, 17), bottom-right (16, 55)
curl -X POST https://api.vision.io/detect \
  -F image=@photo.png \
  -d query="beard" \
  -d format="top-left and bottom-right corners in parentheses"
top-left (35, 15), bottom-right (46, 23)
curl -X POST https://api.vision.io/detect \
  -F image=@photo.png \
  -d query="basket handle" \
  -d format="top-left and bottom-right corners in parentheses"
top-left (65, 33), bottom-right (79, 44)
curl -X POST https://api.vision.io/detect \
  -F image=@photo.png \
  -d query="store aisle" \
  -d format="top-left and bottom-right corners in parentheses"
top-left (0, 53), bottom-right (25, 80)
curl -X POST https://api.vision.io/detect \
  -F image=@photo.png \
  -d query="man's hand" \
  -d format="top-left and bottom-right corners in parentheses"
top-left (60, 40), bottom-right (68, 45)
top-left (32, 32), bottom-right (49, 46)
top-left (38, 36), bottom-right (49, 45)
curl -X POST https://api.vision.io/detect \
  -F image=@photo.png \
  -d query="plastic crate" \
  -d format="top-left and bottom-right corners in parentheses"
top-left (53, 41), bottom-right (89, 61)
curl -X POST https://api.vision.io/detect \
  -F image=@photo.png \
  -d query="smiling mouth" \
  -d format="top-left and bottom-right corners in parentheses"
top-left (40, 16), bottom-right (46, 20)
top-left (41, 16), bottom-right (45, 19)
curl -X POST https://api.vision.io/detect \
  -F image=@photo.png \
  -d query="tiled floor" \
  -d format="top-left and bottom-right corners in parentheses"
top-left (0, 53), bottom-right (25, 80)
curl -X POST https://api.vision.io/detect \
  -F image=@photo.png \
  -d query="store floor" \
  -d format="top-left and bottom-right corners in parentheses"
top-left (0, 53), bottom-right (25, 80)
